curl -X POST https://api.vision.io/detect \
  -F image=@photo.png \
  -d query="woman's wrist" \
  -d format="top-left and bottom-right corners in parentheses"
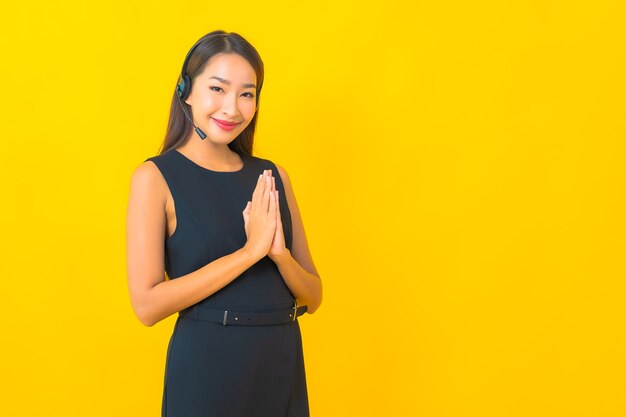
top-left (269, 248), bottom-right (291, 264)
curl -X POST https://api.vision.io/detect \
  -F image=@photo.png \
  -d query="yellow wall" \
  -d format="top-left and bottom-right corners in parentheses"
top-left (1, 0), bottom-right (624, 415)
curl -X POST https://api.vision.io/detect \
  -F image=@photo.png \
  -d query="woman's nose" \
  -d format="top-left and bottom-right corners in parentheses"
top-left (220, 94), bottom-right (239, 115)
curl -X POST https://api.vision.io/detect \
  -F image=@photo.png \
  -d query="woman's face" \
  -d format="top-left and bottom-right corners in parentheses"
top-left (184, 52), bottom-right (258, 143)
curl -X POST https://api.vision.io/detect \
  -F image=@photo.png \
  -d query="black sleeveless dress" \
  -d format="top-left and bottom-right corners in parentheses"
top-left (144, 148), bottom-right (310, 417)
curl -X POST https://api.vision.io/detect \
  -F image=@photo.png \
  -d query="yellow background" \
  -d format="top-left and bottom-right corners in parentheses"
top-left (1, 0), bottom-right (625, 416)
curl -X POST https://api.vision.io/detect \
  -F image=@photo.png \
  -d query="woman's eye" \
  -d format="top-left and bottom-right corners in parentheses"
top-left (210, 86), bottom-right (254, 98)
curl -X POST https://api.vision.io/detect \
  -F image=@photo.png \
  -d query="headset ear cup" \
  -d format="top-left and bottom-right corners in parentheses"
top-left (179, 74), bottom-right (192, 101)
top-left (176, 80), bottom-right (184, 98)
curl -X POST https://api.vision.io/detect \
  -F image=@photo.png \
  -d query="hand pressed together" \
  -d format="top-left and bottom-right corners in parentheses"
top-left (242, 169), bottom-right (287, 262)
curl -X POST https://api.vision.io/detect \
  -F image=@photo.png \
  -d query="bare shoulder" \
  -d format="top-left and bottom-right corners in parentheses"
top-left (127, 160), bottom-right (168, 245)
top-left (131, 160), bottom-right (163, 186)
top-left (129, 161), bottom-right (167, 202)
top-left (273, 162), bottom-right (290, 183)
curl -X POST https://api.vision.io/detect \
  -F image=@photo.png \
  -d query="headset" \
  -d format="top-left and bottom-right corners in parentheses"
top-left (175, 40), bottom-right (208, 139)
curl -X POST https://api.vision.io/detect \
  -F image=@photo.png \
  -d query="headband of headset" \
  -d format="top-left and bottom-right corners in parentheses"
top-left (175, 40), bottom-right (203, 101)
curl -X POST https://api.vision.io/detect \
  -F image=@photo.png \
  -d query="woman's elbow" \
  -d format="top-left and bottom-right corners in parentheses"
top-left (130, 294), bottom-right (157, 327)
top-left (132, 305), bottom-right (154, 327)
top-left (306, 293), bottom-right (322, 315)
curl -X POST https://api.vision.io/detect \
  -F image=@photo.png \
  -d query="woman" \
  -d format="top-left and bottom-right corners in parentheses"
top-left (125, 30), bottom-right (322, 417)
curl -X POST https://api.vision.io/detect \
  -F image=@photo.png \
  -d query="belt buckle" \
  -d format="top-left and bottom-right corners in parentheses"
top-left (292, 299), bottom-right (298, 322)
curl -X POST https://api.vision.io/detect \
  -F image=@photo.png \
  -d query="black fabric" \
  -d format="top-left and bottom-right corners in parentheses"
top-left (144, 148), bottom-right (309, 417)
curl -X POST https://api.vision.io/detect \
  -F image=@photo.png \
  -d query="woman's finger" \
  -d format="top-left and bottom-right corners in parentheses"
top-left (261, 173), bottom-right (271, 213)
top-left (252, 170), bottom-right (267, 208)
top-left (268, 188), bottom-right (276, 216)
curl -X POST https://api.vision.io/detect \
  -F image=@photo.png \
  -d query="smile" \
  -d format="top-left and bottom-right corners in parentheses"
top-left (212, 118), bottom-right (240, 131)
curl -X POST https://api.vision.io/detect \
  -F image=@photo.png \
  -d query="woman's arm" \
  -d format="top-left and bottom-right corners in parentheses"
top-left (271, 163), bottom-right (323, 314)
top-left (125, 161), bottom-right (258, 327)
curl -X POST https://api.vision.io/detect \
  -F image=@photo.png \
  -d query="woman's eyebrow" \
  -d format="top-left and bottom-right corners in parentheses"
top-left (208, 76), bottom-right (256, 89)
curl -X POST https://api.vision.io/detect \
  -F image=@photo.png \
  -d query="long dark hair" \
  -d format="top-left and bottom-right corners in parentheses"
top-left (158, 30), bottom-right (264, 157)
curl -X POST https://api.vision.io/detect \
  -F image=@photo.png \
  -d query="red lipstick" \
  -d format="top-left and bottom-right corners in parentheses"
top-left (212, 117), bottom-right (240, 131)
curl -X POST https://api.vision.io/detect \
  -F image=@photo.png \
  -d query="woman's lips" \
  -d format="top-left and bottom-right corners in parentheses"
top-left (212, 118), bottom-right (240, 131)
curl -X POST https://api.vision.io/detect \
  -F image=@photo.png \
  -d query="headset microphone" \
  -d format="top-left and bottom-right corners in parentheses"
top-left (175, 40), bottom-right (207, 140)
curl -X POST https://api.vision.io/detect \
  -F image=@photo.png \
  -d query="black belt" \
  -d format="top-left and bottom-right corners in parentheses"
top-left (179, 299), bottom-right (307, 326)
